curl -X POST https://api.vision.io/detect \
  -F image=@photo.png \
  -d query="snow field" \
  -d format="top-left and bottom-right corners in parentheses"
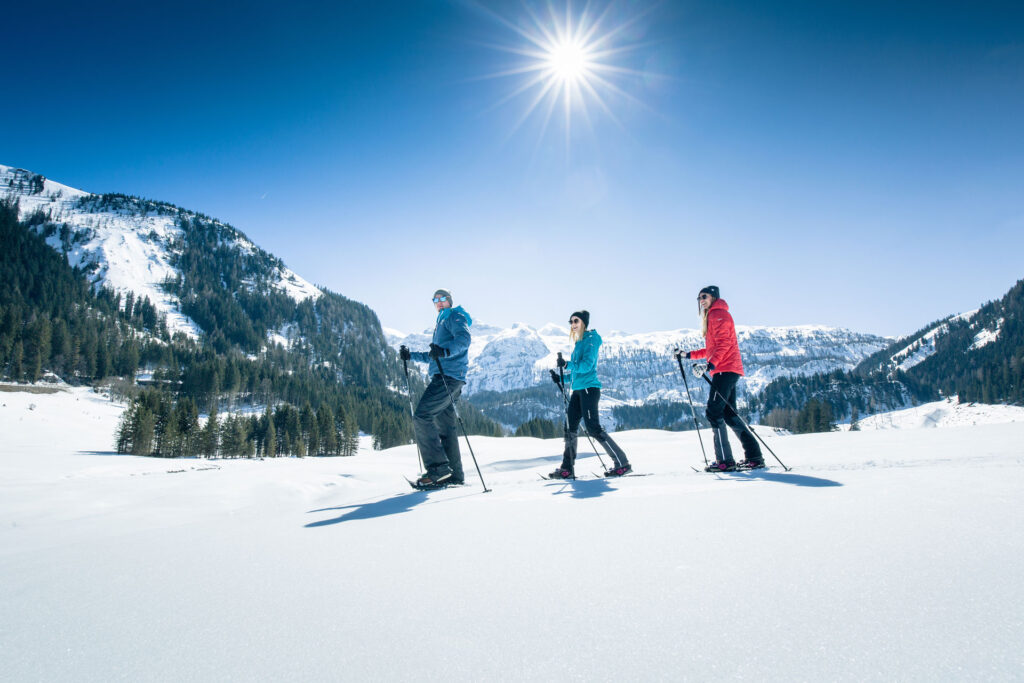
top-left (1, 388), bottom-right (1023, 681)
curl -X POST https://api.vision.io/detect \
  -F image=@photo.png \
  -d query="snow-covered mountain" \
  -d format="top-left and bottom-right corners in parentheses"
top-left (2, 164), bottom-right (321, 344)
top-left (2, 163), bottom-right (424, 447)
top-left (386, 322), bottom-right (890, 401)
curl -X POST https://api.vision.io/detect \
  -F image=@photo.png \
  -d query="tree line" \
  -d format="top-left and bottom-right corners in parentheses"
top-left (116, 389), bottom-right (361, 458)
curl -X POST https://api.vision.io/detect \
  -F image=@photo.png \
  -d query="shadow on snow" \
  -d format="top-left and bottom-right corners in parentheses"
top-left (489, 451), bottom-right (604, 472)
top-left (305, 491), bottom-right (431, 527)
top-left (544, 477), bottom-right (615, 499)
top-left (720, 469), bottom-right (842, 487)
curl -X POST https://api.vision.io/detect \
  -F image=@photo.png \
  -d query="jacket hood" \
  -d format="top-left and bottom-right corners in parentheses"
top-left (437, 305), bottom-right (472, 327)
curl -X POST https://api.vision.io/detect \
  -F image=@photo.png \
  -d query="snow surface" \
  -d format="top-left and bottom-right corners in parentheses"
top-left (848, 397), bottom-right (1024, 430)
top-left (970, 317), bottom-right (1003, 351)
top-left (2, 386), bottom-right (1023, 681)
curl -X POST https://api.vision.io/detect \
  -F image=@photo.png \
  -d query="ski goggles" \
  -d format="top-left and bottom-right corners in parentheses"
top-left (432, 295), bottom-right (449, 303)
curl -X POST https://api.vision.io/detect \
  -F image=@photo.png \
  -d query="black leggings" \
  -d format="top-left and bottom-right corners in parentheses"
top-left (562, 387), bottom-right (629, 469)
top-left (705, 372), bottom-right (761, 463)
top-left (567, 387), bottom-right (605, 437)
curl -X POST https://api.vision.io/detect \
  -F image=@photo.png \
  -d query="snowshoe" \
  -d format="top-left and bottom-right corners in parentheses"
top-left (705, 461), bottom-right (736, 472)
top-left (546, 468), bottom-right (575, 480)
top-left (737, 459), bottom-right (766, 470)
top-left (604, 464), bottom-right (633, 477)
top-left (411, 471), bottom-right (452, 489)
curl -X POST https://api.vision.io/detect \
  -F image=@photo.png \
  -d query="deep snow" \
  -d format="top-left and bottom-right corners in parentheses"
top-left (2, 386), bottom-right (1022, 681)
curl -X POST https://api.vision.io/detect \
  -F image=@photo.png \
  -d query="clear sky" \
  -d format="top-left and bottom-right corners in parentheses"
top-left (4, 0), bottom-right (1023, 337)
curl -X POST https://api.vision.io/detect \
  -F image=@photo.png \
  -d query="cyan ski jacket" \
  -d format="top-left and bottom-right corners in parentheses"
top-left (563, 329), bottom-right (602, 391)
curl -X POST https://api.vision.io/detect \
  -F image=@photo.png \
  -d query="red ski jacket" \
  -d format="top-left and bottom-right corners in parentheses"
top-left (690, 299), bottom-right (744, 376)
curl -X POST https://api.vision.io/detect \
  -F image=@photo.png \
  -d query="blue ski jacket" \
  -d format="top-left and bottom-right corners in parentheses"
top-left (563, 329), bottom-right (602, 391)
top-left (410, 305), bottom-right (473, 382)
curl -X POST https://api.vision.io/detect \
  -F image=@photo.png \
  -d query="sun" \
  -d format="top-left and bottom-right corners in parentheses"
top-left (480, 2), bottom-right (651, 145)
top-left (547, 39), bottom-right (593, 82)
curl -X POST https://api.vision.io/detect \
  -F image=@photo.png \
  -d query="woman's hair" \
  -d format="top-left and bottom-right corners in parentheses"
top-left (698, 286), bottom-right (720, 337)
top-left (700, 297), bottom-right (717, 337)
top-left (570, 322), bottom-right (586, 343)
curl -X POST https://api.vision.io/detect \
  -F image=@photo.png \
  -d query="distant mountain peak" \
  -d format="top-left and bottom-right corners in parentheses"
top-left (2, 163), bottom-right (322, 343)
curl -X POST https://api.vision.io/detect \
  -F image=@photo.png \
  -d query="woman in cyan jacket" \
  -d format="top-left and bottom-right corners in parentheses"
top-left (677, 286), bottom-right (764, 472)
top-left (547, 310), bottom-right (631, 479)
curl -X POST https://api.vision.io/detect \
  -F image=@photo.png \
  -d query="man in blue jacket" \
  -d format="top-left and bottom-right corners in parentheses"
top-left (399, 288), bottom-right (472, 487)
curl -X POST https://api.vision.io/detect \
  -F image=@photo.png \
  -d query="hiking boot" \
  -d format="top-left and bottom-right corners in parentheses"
top-left (415, 471), bottom-right (452, 488)
top-left (604, 463), bottom-right (633, 477)
top-left (705, 461), bottom-right (736, 472)
top-left (547, 468), bottom-right (574, 480)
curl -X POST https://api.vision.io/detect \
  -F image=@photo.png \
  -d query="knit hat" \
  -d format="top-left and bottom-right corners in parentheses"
top-left (569, 310), bottom-right (590, 327)
top-left (432, 288), bottom-right (453, 303)
top-left (698, 285), bottom-right (720, 300)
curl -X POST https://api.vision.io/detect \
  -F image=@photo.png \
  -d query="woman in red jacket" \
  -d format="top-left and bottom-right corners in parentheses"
top-left (677, 286), bottom-right (764, 472)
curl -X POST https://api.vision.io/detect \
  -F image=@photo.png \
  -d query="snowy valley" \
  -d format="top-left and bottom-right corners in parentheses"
top-left (1, 383), bottom-right (1022, 680)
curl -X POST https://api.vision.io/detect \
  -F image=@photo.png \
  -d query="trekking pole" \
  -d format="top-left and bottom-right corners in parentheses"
top-left (434, 354), bottom-right (491, 493)
top-left (401, 353), bottom-right (425, 472)
top-left (699, 370), bottom-right (790, 471)
top-left (557, 352), bottom-right (607, 470)
top-left (675, 355), bottom-right (709, 467)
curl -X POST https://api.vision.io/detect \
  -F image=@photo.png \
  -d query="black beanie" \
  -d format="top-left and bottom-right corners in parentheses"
top-left (569, 310), bottom-right (590, 327)
top-left (698, 285), bottom-right (720, 300)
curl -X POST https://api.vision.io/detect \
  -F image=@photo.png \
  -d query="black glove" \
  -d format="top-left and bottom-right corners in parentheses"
top-left (428, 343), bottom-right (450, 360)
top-left (556, 353), bottom-right (567, 368)
top-left (549, 369), bottom-right (563, 387)
top-left (707, 361), bottom-right (715, 371)
top-left (673, 348), bottom-right (691, 360)
top-left (399, 345), bottom-right (411, 361)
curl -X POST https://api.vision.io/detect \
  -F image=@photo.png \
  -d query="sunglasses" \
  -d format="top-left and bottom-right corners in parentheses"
top-left (697, 294), bottom-right (711, 300)
top-left (432, 296), bottom-right (449, 303)
top-left (569, 318), bottom-right (582, 324)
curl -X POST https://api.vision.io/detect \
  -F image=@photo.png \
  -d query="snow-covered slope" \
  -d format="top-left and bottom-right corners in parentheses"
top-left (387, 322), bottom-right (890, 400)
top-left (1, 384), bottom-right (1022, 680)
top-left (2, 164), bottom-right (321, 340)
top-left (848, 396), bottom-right (1024, 430)
top-left (885, 310), bottom-right (978, 373)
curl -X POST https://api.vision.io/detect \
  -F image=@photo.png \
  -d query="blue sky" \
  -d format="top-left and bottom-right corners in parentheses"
top-left (3, 0), bottom-right (1023, 337)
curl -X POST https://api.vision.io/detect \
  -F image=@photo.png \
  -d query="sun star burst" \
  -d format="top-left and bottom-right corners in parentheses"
top-left (481, 1), bottom-right (651, 147)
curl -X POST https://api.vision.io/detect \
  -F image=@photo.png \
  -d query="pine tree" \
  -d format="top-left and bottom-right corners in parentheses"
top-left (10, 340), bottom-right (24, 381)
top-left (849, 406), bottom-right (861, 432)
top-left (264, 408), bottom-right (276, 457)
top-left (131, 404), bottom-right (155, 456)
top-left (340, 410), bottom-right (360, 457)
top-left (200, 409), bottom-right (220, 458)
top-left (300, 401), bottom-right (317, 456)
top-left (317, 404), bottom-right (337, 455)
top-left (116, 403), bottom-right (136, 454)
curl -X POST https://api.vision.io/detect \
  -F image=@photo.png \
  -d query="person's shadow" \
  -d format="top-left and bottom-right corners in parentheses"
top-left (305, 491), bottom-right (433, 527)
top-left (719, 469), bottom-right (842, 488)
top-left (545, 477), bottom-right (614, 499)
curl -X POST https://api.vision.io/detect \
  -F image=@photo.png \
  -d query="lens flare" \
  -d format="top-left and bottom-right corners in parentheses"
top-left (479, 2), bottom-right (653, 147)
